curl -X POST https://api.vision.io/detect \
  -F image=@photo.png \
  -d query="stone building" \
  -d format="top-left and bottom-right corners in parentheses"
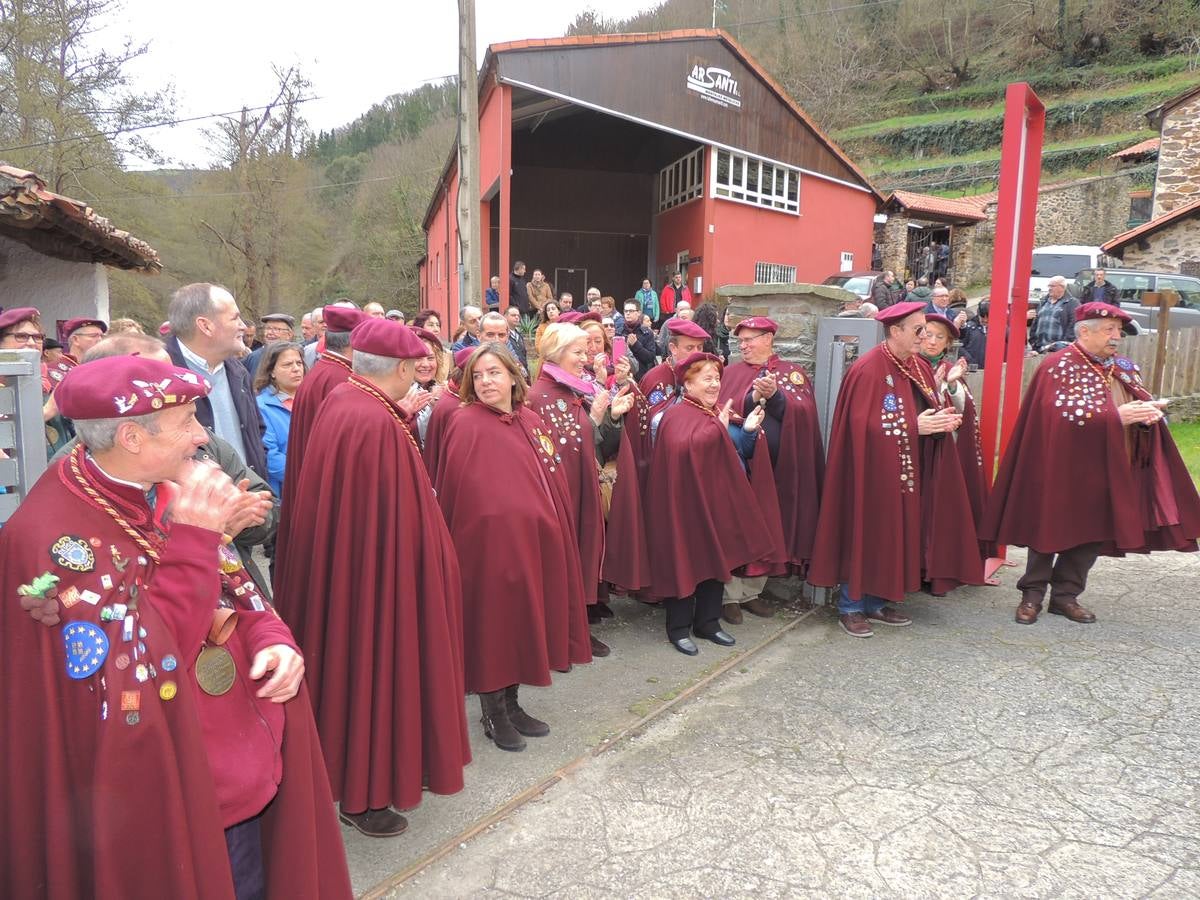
top-left (1145, 83), bottom-right (1200, 218)
top-left (0, 165), bottom-right (160, 329)
top-left (1103, 198), bottom-right (1200, 276)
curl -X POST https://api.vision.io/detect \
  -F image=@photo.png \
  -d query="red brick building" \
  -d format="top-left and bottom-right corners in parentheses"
top-left (419, 29), bottom-right (880, 328)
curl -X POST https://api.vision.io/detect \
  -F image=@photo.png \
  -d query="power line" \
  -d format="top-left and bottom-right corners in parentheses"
top-left (0, 96), bottom-right (322, 154)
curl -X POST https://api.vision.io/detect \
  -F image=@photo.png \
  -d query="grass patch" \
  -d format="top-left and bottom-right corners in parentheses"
top-left (1169, 421), bottom-right (1200, 485)
top-left (867, 130), bottom-right (1155, 175)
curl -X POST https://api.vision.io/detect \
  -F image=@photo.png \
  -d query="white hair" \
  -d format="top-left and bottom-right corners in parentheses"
top-left (540, 322), bottom-right (589, 361)
top-left (1048, 275), bottom-right (1068, 287)
top-left (74, 412), bottom-right (163, 453)
top-left (352, 350), bottom-right (402, 377)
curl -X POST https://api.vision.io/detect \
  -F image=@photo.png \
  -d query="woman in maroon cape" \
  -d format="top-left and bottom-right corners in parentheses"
top-left (809, 303), bottom-right (983, 638)
top-left (421, 345), bottom-right (475, 475)
top-left (273, 318), bottom-right (470, 837)
top-left (719, 316), bottom-right (825, 578)
top-left (528, 322), bottom-right (638, 656)
top-left (433, 344), bottom-right (591, 752)
top-left (920, 314), bottom-right (989, 537)
top-left (644, 352), bottom-right (780, 655)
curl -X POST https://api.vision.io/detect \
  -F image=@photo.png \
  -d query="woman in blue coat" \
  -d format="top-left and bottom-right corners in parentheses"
top-left (253, 341), bottom-right (307, 496)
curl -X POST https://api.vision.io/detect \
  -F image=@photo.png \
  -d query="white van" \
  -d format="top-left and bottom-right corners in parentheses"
top-left (1028, 245), bottom-right (1117, 300)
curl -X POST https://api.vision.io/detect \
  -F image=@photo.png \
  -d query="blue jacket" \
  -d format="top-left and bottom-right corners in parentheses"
top-left (255, 387), bottom-right (292, 496)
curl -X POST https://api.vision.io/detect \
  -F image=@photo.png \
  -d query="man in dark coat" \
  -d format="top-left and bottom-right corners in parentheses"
top-left (164, 282), bottom-right (268, 481)
top-left (980, 302), bottom-right (1200, 625)
top-left (1080, 268), bottom-right (1120, 304)
top-left (509, 260), bottom-right (530, 314)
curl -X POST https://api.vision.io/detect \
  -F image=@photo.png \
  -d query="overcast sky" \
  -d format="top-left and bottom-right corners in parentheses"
top-left (98, 0), bottom-right (655, 169)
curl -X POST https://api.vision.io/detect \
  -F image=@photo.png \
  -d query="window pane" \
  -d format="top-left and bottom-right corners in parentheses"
top-left (747, 160), bottom-right (759, 194)
top-left (717, 150), bottom-right (730, 184)
top-left (732, 155), bottom-right (743, 186)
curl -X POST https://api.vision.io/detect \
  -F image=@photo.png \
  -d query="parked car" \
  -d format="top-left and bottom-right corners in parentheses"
top-left (1072, 268), bottom-right (1200, 331)
top-left (1029, 245), bottom-right (1118, 301)
top-left (822, 271), bottom-right (884, 302)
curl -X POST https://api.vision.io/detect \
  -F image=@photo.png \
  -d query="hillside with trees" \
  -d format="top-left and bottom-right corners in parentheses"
top-left (3, 0), bottom-right (1198, 326)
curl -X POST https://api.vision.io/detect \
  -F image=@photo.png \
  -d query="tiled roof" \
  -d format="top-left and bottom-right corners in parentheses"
top-left (486, 29), bottom-right (879, 202)
top-left (1102, 197), bottom-right (1200, 253)
top-left (1108, 137), bottom-right (1160, 161)
top-left (0, 165), bottom-right (160, 270)
top-left (886, 190), bottom-right (988, 222)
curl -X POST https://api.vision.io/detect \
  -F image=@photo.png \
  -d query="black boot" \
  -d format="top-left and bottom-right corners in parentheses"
top-left (479, 690), bottom-right (526, 752)
top-left (505, 684), bottom-right (550, 737)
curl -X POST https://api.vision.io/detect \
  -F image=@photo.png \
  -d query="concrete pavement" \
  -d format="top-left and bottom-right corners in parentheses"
top-left (385, 549), bottom-right (1200, 898)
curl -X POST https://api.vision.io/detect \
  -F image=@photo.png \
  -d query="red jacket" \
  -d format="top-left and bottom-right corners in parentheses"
top-left (660, 281), bottom-right (692, 314)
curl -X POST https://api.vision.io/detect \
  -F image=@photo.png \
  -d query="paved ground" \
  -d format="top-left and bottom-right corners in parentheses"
top-left (387, 549), bottom-right (1200, 899)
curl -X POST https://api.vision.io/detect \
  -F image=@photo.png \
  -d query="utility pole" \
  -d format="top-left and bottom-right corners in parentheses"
top-left (457, 0), bottom-right (482, 315)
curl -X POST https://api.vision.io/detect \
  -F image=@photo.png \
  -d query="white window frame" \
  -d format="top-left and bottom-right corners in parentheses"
top-left (658, 146), bottom-right (705, 213)
top-left (754, 262), bottom-right (797, 284)
top-left (712, 147), bottom-right (800, 215)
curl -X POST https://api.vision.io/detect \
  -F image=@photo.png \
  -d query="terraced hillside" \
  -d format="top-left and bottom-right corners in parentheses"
top-left (835, 57), bottom-right (1198, 197)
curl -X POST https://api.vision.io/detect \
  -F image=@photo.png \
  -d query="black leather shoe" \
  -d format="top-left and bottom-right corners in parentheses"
top-left (698, 629), bottom-right (736, 647)
top-left (671, 636), bottom-right (699, 656)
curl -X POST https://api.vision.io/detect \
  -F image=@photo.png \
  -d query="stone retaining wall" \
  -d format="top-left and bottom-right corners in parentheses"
top-left (716, 283), bottom-right (855, 372)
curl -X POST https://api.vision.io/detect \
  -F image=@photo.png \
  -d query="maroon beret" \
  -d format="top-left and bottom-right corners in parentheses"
top-left (323, 305), bottom-right (366, 333)
top-left (731, 316), bottom-right (778, 336)
top-left (923, 313), bottom-right (960, 340)
top-left (61, 317), bottom-right (108, 341)
top-left (57, 355), bottom-right (211, 421)
top-left (1075, 301), bottom-right (1131, 324)
top-left (453, 346), bottom-right (477, 370)
top-left (556, 310), bottom-right (582, 324)
top-left (574, 311), bottom-right (602, 325)
top-left (673, 351), bottom-right (723, 387)
top-left (0, 306), bottom-right (41, 332)
top-left (875, 301), bottom-right (927, 326)
top-left (411, 327), bottom-right (443, 350)
top-left (668, 319), bottom-right (712, 341)
top-left (350, 317), bottom-right (429, 359)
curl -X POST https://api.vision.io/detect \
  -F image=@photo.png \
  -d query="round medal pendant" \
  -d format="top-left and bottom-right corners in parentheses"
top-left (195, 645), bottom-right (236, 696)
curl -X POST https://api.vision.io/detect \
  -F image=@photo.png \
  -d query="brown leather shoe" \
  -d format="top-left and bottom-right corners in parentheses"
top-left (740, 597), bottom-right (774, 618)
top-left (1048, 598), bottom-right (1096, 623)
top-left (839, 612), bottom-right (873, 638)
top-left (339, 806), bottom-right (409, 838)
top-left (866, 606), bottom-right (911, 627)
top-left (722, 602), bottom-right (743, 625)
top-left (1015, 598), bottom-right (1042, 625)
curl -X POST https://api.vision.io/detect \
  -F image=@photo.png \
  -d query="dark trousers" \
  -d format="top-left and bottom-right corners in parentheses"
top-left (1017, 542), bottom-right (1103, 605)
top-left (225, 814), bottom-right (266, 900)
top-left (665, 579), bottom-right (724, 640)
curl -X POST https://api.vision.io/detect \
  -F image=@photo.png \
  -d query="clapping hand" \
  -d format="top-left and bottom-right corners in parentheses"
top-left (717, 399), bottom-right (734, 429)
top-left (743, 405), bottom-right (766, 432)
top-left (1118, 400), bottom-right (1165, 426)
top-left (946, 358), bottom-right (968, 384)
top-left (917, 407), bottom-right (962, 435)
top-left (398, 390), bottom-right (434, 418)
top-left (954, 310), bottom-right (968, 330)
top-left (751, 374), bottom-right (777, 403)
top-left (609, 385), bottom-right (635, 419)
top-left (223, 478), bottom-right (274, 537)
top-left (169, 460), bottom-right (243, 533)
top-left (589, 387), bottom-right (611, 425)
top-left (592, 354), bottom-right (608, 385)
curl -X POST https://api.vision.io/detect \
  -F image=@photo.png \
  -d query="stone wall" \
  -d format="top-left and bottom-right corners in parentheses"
top-left (1153, 93), bottom-right (1200, 218)
top-left (877, 216), bottom-right (908, 279)
top-left (717, 283), bottom-right (853, 372)
top-left (1119, 213), bottom-right (1200, 273)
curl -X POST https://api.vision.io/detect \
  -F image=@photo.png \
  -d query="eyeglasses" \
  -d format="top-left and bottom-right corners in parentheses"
top-left (5, 331), bottom-right (45, 344)
top-left (736, 333), bottom-right (768, 347)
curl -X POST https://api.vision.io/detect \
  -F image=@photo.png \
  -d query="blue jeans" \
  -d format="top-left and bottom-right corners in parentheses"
top-left (838, 585), bottom-right (886, 616)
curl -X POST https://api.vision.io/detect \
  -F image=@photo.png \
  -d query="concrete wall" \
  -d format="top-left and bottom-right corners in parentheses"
top-left (0, 234), bottom-right (109, 336)
top-left (1153, 93), bottom-right (1200, 218)
top-left (717, 283), bottom-right (853, 372)
top-left (1119, 213), bottom-right (1200, 273)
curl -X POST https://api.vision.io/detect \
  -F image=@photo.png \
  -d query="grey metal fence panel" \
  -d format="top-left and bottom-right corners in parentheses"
top-left (0, 348), bottom-right (49, 523)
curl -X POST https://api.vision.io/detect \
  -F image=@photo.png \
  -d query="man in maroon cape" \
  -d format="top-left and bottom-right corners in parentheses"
top-left (719, 316), bottom-right (825, 620)
top-left (2, 355), bottom-right (351, 899)
top-left (980, 302), bottom-right (1200, 625)
top-left (809, 302), bottom-right (984, 638)
top-left (637, 318), bottom-right (708, 415)
top-left (273, 317), bottom-right (470, 838)
top-left (421, 345), bottom-right (475, 474)
top-left (273, 304), bottom-right (364, 581)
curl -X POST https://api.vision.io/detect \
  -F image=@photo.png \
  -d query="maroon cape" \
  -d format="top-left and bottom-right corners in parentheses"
top-left (720, 355), bottom-right (824, 575)
top-left (638, 362), bottom-right (677, 414)
top-left (529, 372), bottom-right (606, 603)
top-left (1, 458), bottom-right (350, 899)
top-left (420, 382), bottom-right (461, 475)
top-left (809, 345), bottom-right (983, 602)
top-left (273, 376), bottom-right (470, 813)
top-left (644, 397), bottom-right (781, 599)
top-left (928, 357), bottom-right (989, 531)
top-left (980, 345), bottom-right (1200, 555)
top-left (433, 402), bottom-right (592, 690)
top-left (275, 352), bottom-right (352, 578)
